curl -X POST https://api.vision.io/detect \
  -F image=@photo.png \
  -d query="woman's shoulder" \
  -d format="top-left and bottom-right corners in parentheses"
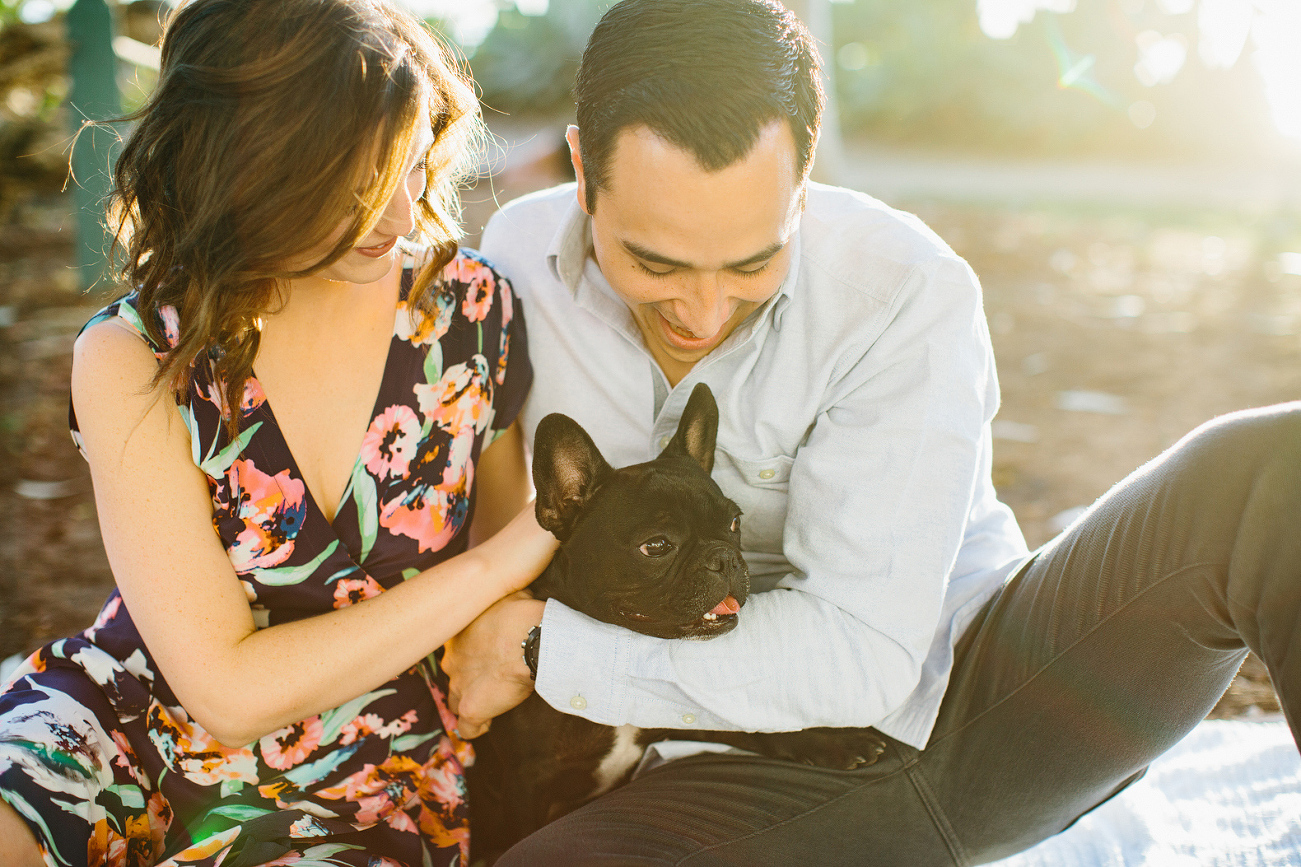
top-left (77, 290), bottom-right (182, 361)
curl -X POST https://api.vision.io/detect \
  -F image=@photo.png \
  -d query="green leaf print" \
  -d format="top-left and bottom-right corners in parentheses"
top-left (208, 804), bottom-right (276, 822)
top-left (248, 539), bottom-right (339, 587)
top-left (103, 783), bottom-right (145, 809)
top-left (196, 420), bottom-right (262, 478)
top-left (424, 339), bottom-right (443, 386)
top-left (351, 462), bottom-right (380, 563)
top-left (391, 730), bottom-right (441, 753)
top-left (220, 779), bottom-right (245, 798)
top-left (283, 743), bottom-right (361, 787)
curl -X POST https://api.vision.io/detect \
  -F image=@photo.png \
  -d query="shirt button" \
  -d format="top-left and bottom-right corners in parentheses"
top-left (758, 469), bottom-right (776, 480)
top-left (570, 695), bottom-right (587, 711)
top-left (681, 713), bottom-right (696, 725)
top-left (658, 436), bottom-right (671, 449)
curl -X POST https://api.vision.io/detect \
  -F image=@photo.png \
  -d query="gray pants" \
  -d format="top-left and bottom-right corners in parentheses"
top-left (496, 402), bottom-right (1301, 866)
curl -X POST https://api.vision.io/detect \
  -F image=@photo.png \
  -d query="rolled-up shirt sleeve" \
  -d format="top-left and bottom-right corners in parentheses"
top-left (533, 255), bottom-right (1002, 736)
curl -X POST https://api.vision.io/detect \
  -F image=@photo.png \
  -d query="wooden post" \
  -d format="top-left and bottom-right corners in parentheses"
top-left (66, 0), bottom-right (122, 290)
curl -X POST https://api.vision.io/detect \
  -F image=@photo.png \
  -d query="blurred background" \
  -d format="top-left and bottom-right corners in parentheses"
top-left (1, 0), bottom-right (1297, 715)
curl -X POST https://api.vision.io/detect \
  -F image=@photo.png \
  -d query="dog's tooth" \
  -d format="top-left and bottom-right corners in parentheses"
top-left (703, 612), bottom-right (717, 621)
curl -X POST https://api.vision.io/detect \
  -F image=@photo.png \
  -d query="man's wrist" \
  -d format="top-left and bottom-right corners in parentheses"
top-left (522, 624), bottom-right (541, 680)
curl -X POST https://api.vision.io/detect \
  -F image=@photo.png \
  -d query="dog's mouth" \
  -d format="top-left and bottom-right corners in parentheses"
top-left (618, 594), bottom-right (744, 637)
top-left (694, 594), bottom-right (741, 630)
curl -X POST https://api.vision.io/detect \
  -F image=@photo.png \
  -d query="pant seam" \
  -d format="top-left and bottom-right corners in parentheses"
top-left (673, 758), bottom-right (923, 867)
top-left (928, 558), bottom-right (1227, 751)
top-left (906, 762), bottom-right (969, 867)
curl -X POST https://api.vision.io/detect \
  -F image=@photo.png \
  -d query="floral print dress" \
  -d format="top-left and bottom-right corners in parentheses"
top-left (0, 250), bottom-right (530, 867)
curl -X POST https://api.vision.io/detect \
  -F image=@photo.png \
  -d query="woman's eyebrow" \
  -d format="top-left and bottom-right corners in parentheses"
top-left (622, 239), bottom-right (785, 270)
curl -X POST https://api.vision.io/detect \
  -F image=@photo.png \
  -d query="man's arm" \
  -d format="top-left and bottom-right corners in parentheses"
top-left (530, 257), bottom-right (1016, 736)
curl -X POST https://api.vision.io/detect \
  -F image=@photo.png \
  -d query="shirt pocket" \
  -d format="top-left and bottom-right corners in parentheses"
top-left (712, 448), bottom-right (793, 556)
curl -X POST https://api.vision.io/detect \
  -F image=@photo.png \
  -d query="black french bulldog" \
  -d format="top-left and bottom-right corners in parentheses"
top-left (467, 383), bottom-right (887, 861)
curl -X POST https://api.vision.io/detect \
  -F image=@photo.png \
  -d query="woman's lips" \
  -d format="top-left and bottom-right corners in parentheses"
top-left (355, 237), bottom-right (397, 258)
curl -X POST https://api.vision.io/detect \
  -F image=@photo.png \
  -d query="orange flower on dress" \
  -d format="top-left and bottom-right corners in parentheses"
top-left (260, 716), bottom-right (325, 770)
top-left (147, 703), bottom-right (259, 787)
top-left (222, 459), bottom-right (307, 573)
top-left (414, 359), bottom-right (491, 435)
top-left (332, 573), bottom-right (384, 609)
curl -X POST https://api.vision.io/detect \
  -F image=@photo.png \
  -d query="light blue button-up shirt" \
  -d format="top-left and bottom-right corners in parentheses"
top-left (480, 182), bottom-right (1029, 749)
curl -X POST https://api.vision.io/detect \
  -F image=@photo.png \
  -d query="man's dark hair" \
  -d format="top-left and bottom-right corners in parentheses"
top-left (574, 0), bottom-right (824, 212)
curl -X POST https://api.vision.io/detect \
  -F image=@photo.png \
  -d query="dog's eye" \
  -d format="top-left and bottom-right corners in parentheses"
top-left (638, 537), bottom-right (674, 557)
top-left (729, 516), bottom-right (741, 533)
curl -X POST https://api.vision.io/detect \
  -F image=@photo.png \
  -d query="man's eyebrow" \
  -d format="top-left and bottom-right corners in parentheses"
top-left (622, 239), bottom-right (786, 270)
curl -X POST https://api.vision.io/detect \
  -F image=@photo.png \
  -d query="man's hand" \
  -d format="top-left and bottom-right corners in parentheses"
top-left (443, 591), bottom-right (546, 738)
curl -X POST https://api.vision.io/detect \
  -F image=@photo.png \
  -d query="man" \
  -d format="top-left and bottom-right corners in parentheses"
top-left (446, 1), bottom-right (1301, 863)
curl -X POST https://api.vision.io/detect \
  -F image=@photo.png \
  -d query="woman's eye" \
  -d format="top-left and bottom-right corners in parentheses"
top-left (638, 537), bottom-right (674, 557)
top-left (729, 516), bottom-right (741, 533)
top-left (411, 158), bottom-right (428, 175)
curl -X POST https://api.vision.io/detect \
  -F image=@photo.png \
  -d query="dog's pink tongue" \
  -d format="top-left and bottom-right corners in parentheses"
top-left (709, 596), bottom-right (741, 616)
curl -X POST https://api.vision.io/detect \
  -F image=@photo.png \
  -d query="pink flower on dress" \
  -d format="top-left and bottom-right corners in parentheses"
top-left (204, 376), bottom-right (267, 419)
top-left (462, 274), bottom-right (496, 323)
top-left (379, 430), bottom-right (474, 553)
top-left (222, 459), bottom-right (307, 573)
top-left (414, 358), bottom-right (491, 435)
top-left (420, 759), bottom-right (465, 811)
top-left (495, 281), bottom-right (514, 386)
top-left (332, 573), bottom-right (385, 609)
top-left (339, 713), bottom-right (386, 746)
top-left (317, 754), bottom-right (424, 825)
top-left (260, 716), bottom-right (325, 771)
top-left (158, 305), bottom-right (181, 348)
top-left (379, 710), bottom-right (419, 739)
top-left (359, 405), bottom-right (422, 480)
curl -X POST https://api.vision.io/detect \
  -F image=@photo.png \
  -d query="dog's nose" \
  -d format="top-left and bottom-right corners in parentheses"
top-left (703, 545), bottom-right (740, 573)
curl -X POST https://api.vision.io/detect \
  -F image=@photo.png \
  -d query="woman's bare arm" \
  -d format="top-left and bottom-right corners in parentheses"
top-left (72, 321), bottom-right (557, 748)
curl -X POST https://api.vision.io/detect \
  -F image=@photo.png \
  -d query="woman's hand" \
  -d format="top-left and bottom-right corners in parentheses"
top-left (442, 591), bottom-right (546, 738)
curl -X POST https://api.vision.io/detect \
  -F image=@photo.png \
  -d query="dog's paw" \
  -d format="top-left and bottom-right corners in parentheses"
top-left (765, 727), bottom-right (888, 770)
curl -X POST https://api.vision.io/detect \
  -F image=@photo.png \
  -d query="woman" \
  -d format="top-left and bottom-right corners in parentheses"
top-left (0, 0), bottom-right (555, 864)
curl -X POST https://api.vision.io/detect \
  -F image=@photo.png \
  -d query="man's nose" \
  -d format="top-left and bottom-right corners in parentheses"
top-left (674, 274), bottom-right (731, 339)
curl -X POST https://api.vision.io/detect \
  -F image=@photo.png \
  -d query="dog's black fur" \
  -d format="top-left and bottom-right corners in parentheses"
top-left (467, 384), bottom-right (887, 860)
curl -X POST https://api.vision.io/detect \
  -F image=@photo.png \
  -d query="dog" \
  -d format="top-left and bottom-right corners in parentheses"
top-left (467, 383), bottom-right (887, 860)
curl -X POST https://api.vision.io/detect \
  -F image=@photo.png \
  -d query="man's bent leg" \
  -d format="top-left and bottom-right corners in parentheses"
top-left (498, 403), bottom-right (1301, 866)
top-left (495, 738), bottom-right (962, 867)
top-left (919, 402), bottom-right (1301, 863)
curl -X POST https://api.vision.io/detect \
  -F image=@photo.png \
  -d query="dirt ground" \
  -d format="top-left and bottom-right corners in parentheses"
top-left (0, 156), bottom-right (1291, 718)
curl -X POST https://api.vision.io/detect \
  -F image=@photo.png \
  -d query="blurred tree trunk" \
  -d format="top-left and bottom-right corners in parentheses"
top-left (785, 0), bottom-right (844, 186)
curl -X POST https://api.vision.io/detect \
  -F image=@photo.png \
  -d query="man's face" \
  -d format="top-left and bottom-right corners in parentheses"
top-left (573, 121), bottom-right (804, 384)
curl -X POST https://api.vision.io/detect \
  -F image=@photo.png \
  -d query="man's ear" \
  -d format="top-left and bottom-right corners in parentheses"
top-left (663, 383), bottom-right (719, 474)
top-left (566, 125), bottom-right (591, 216)
top-left (532, 412), bottom-right (612, 541)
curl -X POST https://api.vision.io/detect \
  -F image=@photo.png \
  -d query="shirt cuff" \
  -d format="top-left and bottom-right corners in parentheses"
top-left (533, 599), bottom-right (733, 730)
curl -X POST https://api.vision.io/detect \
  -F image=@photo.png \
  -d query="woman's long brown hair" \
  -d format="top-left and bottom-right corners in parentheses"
top-left (107, 0), bottom-right (483, 434)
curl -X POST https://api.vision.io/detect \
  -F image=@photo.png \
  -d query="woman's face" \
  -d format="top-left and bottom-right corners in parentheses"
top-left (288, 119), bottom-right (438, 286)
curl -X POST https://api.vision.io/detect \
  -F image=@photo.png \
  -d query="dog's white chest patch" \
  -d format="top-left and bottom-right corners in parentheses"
top-left (590, 724), bottom-right (643, 797)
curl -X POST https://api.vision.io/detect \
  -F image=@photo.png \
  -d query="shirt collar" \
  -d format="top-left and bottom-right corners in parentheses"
top-left (545, 192), bottom-right (590, 292)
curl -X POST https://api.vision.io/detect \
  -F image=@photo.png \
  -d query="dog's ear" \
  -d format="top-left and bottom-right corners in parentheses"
top-left (532, 413), bottom-right (613, 541)
top-left (664, 383), bottom-right (719, 474)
